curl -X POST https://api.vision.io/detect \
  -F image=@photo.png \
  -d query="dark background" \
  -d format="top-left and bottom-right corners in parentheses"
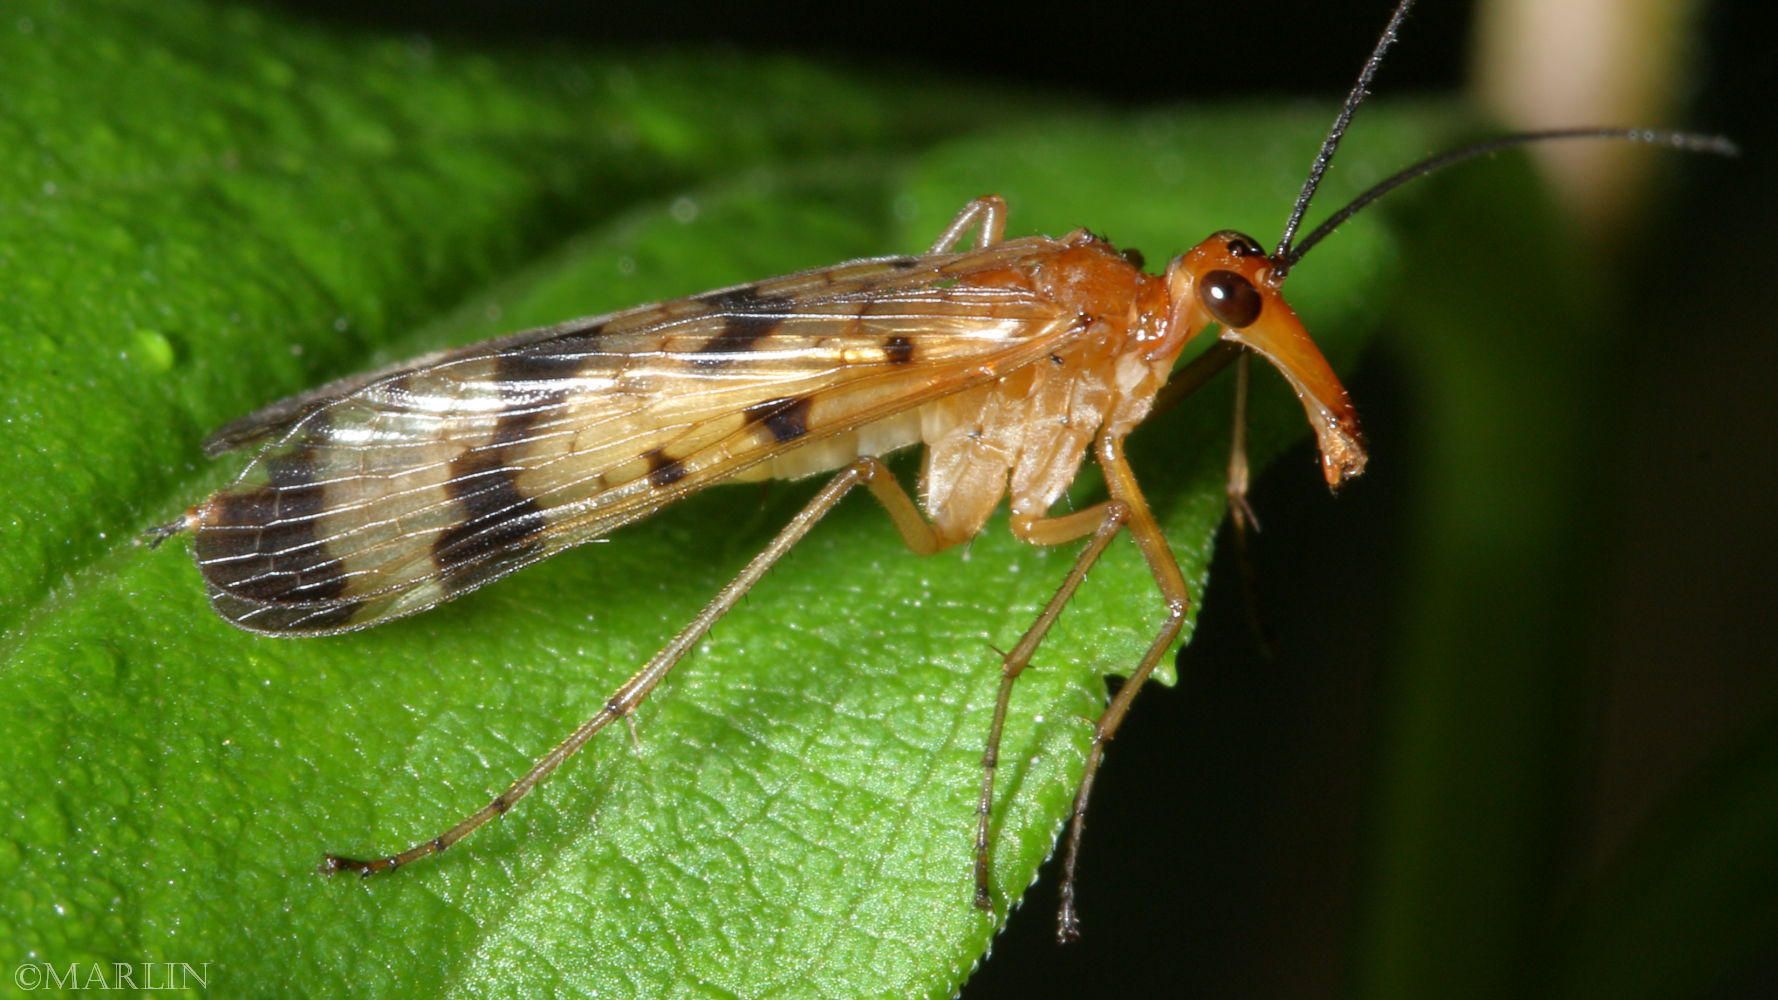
top-left (260, 1), bottom-right (1776, 995)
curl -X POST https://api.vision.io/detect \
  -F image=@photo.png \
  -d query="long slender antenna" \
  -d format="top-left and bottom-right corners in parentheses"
top-left (1279, 127), bottom-right (1737, 269)
top-left (1272, 0), bottom-right (1417, 271)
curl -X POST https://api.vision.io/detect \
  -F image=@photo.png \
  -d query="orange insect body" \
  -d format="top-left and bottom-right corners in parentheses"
top-left (179, 211), bottom-right (1357, 636)
top-left (166, 197), bottom-right (1362, 933)
top-left (156, 0), bottom-right (1727, 943)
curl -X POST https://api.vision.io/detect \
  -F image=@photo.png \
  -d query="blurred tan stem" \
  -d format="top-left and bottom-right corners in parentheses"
top-left (1474, 0), bottom-right (1698, 232)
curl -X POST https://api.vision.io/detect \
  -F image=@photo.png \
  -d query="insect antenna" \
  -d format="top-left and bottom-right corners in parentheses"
top-left (1277, 127), bottom-right (1738, 272)
top-left (1265, 0), bottom-right (1738, 279)
top-left (1271, 0), bottom-right (1419, 270)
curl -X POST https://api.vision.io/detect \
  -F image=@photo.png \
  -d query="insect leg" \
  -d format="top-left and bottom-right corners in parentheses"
top-left (1226, 352), bottom-right (1258, 533)
top-left (1225, 353), bottom-right (1275, 652)
top-left (319, 456), bottom-right (937, 877)
top-left (927, 195), bottom-right (1007, 254)
top-left (1054, 435), bottom-right (1191, 942)
top-left (141, 512), bottom-right (197, 549)
top-left (1151, 339), bottom-right (1242, 417)
top-left (1152, 341), bottom-right (1273, 649)
top-left (972, 502), bottom-right (1130, 912)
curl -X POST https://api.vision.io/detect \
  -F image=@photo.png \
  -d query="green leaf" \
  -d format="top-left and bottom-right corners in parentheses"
top-left (0, 2), bottom-right (1449, 997)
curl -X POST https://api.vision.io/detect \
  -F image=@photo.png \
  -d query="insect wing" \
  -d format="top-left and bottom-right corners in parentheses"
top-left (193, 238), bottom-right (1084, 634)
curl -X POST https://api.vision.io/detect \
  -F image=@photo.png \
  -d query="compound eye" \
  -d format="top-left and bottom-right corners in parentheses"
top-left (1198, 269), bottom-right (1263, 328)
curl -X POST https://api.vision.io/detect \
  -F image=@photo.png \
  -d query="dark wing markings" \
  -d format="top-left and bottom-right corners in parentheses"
top-left (195, 239), bottom-right (1078, 633)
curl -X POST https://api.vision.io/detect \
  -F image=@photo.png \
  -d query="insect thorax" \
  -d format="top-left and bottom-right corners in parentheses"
top-left (748, 236), bottom-right (1175, 546)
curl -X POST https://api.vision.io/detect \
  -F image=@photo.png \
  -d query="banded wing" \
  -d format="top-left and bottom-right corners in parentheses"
top-left (194, 236), bottom-right (1087, 634)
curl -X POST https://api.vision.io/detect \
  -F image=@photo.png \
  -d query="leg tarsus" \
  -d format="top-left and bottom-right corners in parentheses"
top-left (318, 852), bottom-right (391, 877)
top-left (142, 509), bottom-right (197, 549)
